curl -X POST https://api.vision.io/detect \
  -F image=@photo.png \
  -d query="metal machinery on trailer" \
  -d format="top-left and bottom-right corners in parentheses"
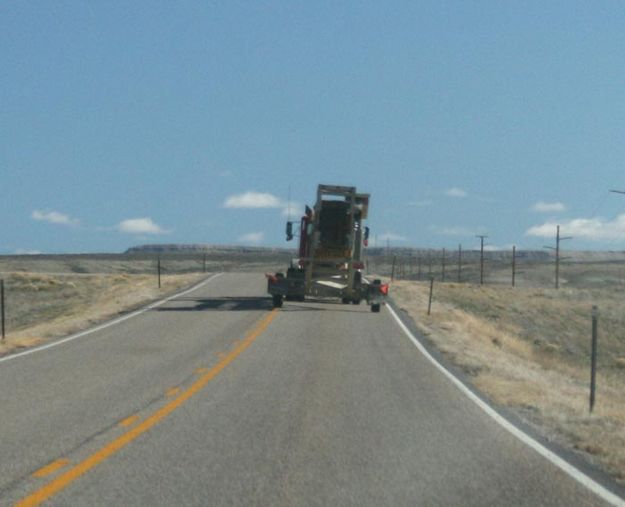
top-left (266, 184), bottom-right (388, 312)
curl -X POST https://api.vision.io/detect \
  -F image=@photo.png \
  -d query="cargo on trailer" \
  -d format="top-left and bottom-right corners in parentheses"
top-left (266, 184), bottom-right (388, 313)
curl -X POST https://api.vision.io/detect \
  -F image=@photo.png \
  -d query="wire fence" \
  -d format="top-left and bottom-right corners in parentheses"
top-left (366, 248), bottom-right (625, 290)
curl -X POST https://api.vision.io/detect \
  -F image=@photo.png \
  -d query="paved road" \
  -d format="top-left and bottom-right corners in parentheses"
top-left (0, 273), bottom-right (619, 506)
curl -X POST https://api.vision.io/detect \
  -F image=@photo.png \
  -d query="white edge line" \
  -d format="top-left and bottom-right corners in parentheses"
top-left (0, 273), bottom-right (223, 364)
top-left (386, 303), bottom-right (625, 507)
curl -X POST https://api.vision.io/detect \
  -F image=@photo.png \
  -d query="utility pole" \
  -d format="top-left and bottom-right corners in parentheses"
top-left (457, 244), bottom-right (462, 283)
top-left (476, 235), bottom-right (488, 285)
top-left (544, 225), bottom-right (572, 289)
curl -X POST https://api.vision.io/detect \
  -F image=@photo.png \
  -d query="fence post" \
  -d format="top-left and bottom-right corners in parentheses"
top-left (427, 277), bottom-right (434, 316)
top-left (457, 244), bottom-right (462, 283)
top-left (157, 256), bottom-right (161, 288)
top-left (590, 305), bottom-right (599, 413)
top-left (512, 245), bottom-right (516, 287)
top-left (1, 279), bottom-right (5, 341)
top-left (441, 248), bottom-right (446, 282)
top-left (477, 235), bottom-right (488, 285)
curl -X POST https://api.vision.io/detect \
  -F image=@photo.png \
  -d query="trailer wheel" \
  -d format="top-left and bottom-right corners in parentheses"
top-left (272, 294), bottom-right (283, 308)
top-left (371, 303), bottom-right (381, 313)
top-left (352, 299), bottom-right (361, 305)
top-left (341, 297), bottom-right (350, 304)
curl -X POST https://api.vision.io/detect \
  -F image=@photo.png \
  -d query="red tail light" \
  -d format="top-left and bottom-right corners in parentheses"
top-left (380, 284), bottom-right (389, 295)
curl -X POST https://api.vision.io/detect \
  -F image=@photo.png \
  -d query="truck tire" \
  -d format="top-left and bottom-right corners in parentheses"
top-left (371, 303), bottom-right (380, 313)
top-left (354, 271), bottom-right (362, 284)
top-left (272, 294), bottom-right (283, 308)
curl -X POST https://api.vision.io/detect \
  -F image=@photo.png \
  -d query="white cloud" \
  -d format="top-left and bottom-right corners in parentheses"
top-left (238, 231), bottom-right (264, 244)
top-left (429, 225), bottom-right (488, 237)
top-left (224, 192), bottom-right (282, 209)
top-left (376, 232), bottom-right (407, 243)
top-left (445, 187), bottom-right (467, 198)
top-left (483, 244), bottom-right (505, 252)
top-left (32, 210), bottom-right (79, 226)
top-left (408, 199), bottom-right (432, 207)
top-left (15, 249), bottom-right (42, 255)
top-left (531, 201), bottom-right (566, 213)
top-left (117, 218), bottom-right (168, 235)
top-left (526, 214), bottom-right (625, 240)
top-left (224, 191), bottom-right (302, 218)
top-left (430, 226), bottom-right (475, 236)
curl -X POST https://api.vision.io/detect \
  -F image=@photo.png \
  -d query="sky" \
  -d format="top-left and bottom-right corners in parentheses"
top-left (3, 1), bottom-right (625, 254)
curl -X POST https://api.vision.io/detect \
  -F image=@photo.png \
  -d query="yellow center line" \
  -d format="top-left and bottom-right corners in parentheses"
top-left (32, 459), bottom-right (70, 479)
top-left (165, 387), bottom-right (180, 397)
top-left (16, 309), bottom-right (278, 507)
top-left (117, 415), bottom-right (140, 428)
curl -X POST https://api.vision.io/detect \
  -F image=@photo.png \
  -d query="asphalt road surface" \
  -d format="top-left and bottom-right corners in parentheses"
top-left (0, 272), bottom-right (620, 506)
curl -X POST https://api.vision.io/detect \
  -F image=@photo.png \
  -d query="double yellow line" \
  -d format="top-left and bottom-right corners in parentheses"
top-left (17, 309), bottom-right (279, 507)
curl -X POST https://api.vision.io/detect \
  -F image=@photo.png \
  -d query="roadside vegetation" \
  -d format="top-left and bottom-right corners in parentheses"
top-left (0, 272), bottom-right (206, 356)
top-left (391, 278), bottom-right (625, 483)
top-left (0, 249), bottom-right (291, 357)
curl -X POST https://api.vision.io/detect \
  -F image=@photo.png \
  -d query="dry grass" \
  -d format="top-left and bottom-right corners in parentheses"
top-left (391, 279), bottom-right (625, 482)
top-left (0, 272), bottom-right (206, 356)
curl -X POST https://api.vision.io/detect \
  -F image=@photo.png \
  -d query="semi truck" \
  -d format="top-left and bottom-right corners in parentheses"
top-left (266, 184), bottom-right (388, 312)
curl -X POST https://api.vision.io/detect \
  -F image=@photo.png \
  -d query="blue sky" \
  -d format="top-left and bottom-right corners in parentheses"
top-left (3, 1), bottom-right (625, 253)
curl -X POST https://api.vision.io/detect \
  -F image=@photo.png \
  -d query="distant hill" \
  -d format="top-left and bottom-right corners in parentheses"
top-left (125, 244), bottom-right (295, 255)
top-left (124, 244), bottom-right (625, 263)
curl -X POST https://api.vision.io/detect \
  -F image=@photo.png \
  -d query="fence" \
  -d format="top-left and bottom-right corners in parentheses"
top-left (366, 248), bottom-right (625, 290)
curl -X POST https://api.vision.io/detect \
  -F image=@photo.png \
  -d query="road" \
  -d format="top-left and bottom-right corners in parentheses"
top-left (0, 272), bottom-right (620, 506)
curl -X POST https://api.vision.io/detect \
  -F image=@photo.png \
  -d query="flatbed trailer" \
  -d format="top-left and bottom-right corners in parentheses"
top-left (267, 184), bottom-right (388, 312)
